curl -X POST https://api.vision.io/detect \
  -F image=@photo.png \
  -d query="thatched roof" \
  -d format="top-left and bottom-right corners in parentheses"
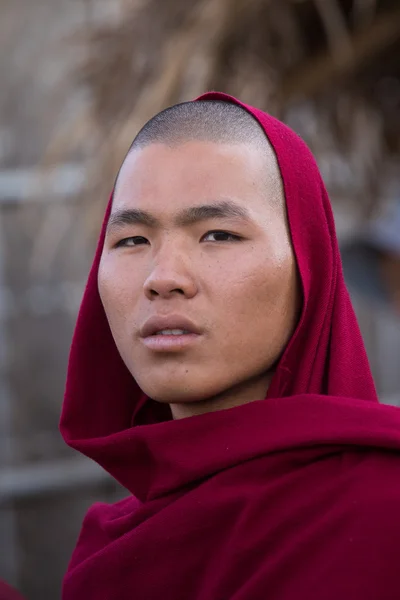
top-left (56, 0), bottom-right (400, 238)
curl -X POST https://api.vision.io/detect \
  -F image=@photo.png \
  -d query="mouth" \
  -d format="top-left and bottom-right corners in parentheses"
top-left (140, 316), bottom-right (202, 352)
top-left (152, 328), bottom-right (193, 336)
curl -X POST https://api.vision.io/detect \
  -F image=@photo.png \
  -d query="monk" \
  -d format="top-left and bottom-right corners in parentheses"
top-left (60, 92), bottom-right (400, 599)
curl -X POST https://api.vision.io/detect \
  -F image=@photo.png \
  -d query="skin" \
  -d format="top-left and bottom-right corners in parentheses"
top-left (98, 141), bottom-right (300, 419)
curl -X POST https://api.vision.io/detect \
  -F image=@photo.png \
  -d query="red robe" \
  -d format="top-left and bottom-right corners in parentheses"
top-left (0, 581), bottom-right (25, 600)
top-left (60, 92), bottom-right (400, 599)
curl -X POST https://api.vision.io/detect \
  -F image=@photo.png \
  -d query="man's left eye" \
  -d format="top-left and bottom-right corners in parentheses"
top-left (115, 236), bottom-right (149, 247)
top-left (202, 231), bottom-right (241, 242)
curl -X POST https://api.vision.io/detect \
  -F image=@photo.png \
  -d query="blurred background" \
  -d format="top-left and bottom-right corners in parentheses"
top-left (0, 0), bottom-right (400, 597)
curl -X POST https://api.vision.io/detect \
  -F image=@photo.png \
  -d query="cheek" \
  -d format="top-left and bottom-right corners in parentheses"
top-left (98, 258), bottom-right (140, 328)
top-left (216, 250), bottom-right (298, 347)
top-left (253, 253), bottom-right (299, 327)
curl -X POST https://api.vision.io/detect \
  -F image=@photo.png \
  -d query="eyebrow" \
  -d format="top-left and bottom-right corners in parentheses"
top-left (107, 200), bottom-right (252, 233)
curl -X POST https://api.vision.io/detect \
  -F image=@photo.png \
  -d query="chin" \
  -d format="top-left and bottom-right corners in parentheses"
top-left (144, 387), bottom-right (211, 405)
top-left (136, 376), bottom-right (222, 405)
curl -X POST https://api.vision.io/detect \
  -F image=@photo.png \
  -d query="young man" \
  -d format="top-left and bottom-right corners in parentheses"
top-left (61, 92), bottom-right (400, 600)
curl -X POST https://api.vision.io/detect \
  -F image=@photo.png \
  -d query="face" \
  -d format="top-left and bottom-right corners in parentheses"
top-left (99, 141), bottom-right (300, 417)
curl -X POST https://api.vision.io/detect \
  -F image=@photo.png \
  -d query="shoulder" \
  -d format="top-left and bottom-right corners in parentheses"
top-left (84, 494), bottom-right (140, 524)
top-left (342, 448), bottom-right (400, 540)
top-left (0, 580), bottom-right (25, 600)
top-left (68, 495), bottom-right (140, 570)
top-left (349, 448), bottom-right (400, 502)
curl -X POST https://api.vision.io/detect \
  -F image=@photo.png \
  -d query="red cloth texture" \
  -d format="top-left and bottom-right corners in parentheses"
top-left (0, 581), bottom-right (25, 600)
top-left (60, 92), bottom-right (400, 600)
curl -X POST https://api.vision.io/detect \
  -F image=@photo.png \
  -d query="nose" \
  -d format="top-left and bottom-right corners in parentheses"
top-left (143, 252), bottom-right (198, 300)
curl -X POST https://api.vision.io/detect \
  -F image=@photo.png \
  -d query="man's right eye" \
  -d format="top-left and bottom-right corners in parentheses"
top-left (115, 236), bottom-right (149, 248)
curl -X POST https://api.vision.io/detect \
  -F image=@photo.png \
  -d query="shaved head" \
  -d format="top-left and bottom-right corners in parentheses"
top-left (131, 100), bottom-right (271, 152)
top-left (116, 100), bottom-right (285, 210)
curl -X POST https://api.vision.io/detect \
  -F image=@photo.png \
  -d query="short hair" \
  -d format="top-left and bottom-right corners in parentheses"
top-left (130, 100), bottom-right (271, 154)
top-left (117, 100), bottom-right (284, 209)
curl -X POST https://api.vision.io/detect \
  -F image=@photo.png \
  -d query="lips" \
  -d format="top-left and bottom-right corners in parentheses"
top-left (140, 315), bottom-right (202, 338)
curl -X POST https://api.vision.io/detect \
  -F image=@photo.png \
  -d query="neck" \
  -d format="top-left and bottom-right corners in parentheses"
top-left (169, 371), bottom-right (273, 420)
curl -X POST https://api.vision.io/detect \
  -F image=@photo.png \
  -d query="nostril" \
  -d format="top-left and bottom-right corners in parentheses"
top-left (148, 287), bottom-right (184, 297)
top-left (144, 273), bottom-right (197, 299)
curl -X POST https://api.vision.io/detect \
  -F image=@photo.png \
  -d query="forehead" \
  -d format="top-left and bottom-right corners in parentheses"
top-left (113, 141), bottom-right (281, 214)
